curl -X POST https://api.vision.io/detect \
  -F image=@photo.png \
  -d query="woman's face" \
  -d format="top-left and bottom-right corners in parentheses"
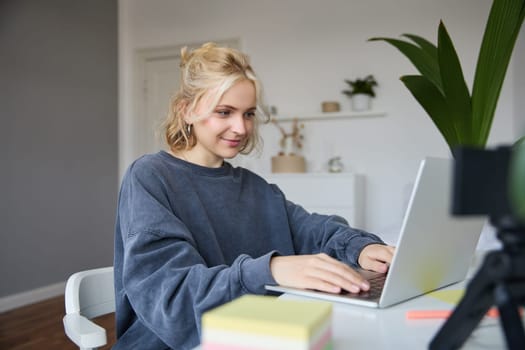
top-left (188, 79), bottom-right (256, 167)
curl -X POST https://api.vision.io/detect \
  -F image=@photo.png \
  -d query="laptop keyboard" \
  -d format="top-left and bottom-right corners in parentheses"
top-left (341, 273), bottom-right (386, 300)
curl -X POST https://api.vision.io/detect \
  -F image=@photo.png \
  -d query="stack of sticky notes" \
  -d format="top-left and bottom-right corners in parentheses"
top-left (201, 295), bottom-right (333, 350)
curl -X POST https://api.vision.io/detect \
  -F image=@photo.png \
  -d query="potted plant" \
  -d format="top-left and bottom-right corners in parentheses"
top-left (369, 0), bottom-right (525, 225)
top-left (342, 75), bottom-right (378, 111)
top-left (370, 0), bottom-right (525, 220)
top-left (369, 0), bottom-right (524, 154)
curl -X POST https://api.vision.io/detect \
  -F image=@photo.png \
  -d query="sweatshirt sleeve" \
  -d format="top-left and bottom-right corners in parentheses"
top-left (284, 199), bottom-right (385, 267)
top-left (116, 162), bottom-right (276, 347)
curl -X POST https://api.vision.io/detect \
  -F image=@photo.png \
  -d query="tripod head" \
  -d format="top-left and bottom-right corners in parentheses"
top-left (452, 146), bottom-right (523, 227)
top-left (452, 146), bottom-right (525, 254)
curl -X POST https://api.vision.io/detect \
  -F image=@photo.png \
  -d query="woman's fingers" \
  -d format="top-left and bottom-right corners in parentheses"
top-left (308, 254), bottom-right (369, 291)
top-left (269, 245), bottom-right (397, 295)
top-left (358, 244), bottom-right (396, 272)
top-left (270, 253), bottom-right (369, 294)
top-left (305, 265), bottom-right (360, 293)
top-left (363, 259), bottom-right (389, 273)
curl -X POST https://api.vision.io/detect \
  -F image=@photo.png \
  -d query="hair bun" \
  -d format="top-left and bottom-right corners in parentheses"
top-left (179, 46), bottom-right (189, 68)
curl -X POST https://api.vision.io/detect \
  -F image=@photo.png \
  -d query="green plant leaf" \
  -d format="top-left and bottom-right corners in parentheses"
top-left (437, 21), bottom-right (474, 146)
top-left (401, 75), bottom-right (460, 152)
top-left (371, 0), bottom-right (525, 154)
top-left (402, 34), bottom-right (438, 60)
top-left (510, 137), bottom-right (525, 222)
top-left (369, 37), bottom-right (443, 92)
top-left (472, 0), bottom-right (525, 145)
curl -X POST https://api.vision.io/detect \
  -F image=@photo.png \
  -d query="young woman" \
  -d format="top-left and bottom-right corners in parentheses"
top-left (114, 43), bottom-right (394, 349)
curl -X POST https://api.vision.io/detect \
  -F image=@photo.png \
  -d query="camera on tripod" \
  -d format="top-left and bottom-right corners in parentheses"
top-left (430, 145), bottom-right (525, 350)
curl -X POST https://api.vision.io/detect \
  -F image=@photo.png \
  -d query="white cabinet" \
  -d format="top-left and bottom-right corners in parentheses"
top-left (263, 173), bottom-right (364, 228)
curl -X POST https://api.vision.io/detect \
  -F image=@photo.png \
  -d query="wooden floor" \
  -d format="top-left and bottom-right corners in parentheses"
top-left (0, 296), bottom-right (115, 350)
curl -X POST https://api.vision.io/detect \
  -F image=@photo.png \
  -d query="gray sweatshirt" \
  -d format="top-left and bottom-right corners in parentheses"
top-left (113, 151), bottom-right (384, 349)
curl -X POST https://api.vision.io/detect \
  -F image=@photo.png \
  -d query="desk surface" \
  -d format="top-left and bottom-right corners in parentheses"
top-left (279, 251), bottom-right (524, 350)
top-left (195, 252), bottom-right (523, 349)
top-left (282, 279), bottom-right (516, 349)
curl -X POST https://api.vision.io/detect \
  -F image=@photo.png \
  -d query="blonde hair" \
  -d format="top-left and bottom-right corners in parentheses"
top-left (164, 42), bottom-right (268, 154)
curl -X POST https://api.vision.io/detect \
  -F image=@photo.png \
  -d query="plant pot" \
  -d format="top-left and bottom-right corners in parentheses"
top-left (271, 155), bottom-right (306, 173)
top-left (351, 94), bottom-right (372, 111)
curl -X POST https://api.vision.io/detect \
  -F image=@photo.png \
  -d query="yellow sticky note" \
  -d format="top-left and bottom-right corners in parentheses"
top-left (427, 289), bottom-right (465, 305)
top-left (202, 295), bottom-right (332, 340)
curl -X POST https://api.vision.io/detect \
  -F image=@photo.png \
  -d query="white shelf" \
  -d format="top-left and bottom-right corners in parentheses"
top-left (271, 110), bottom-right (386, 122)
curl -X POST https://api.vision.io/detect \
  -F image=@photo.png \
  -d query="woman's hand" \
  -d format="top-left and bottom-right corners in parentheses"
top-left (270, 253), bottom-right (370, 294)
top-left (358, 244), bottom-right (395, 273)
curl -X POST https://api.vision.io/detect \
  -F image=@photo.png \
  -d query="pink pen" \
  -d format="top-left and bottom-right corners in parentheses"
top-left (406, 308), bottom-right (502, 319)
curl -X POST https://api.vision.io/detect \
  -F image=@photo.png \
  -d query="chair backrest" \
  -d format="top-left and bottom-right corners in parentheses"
top-left (64, 266), bottom-right (115, 318)
top-left (63, 266), bottom-right (115, 350)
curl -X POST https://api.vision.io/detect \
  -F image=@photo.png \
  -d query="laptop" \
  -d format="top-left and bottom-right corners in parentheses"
top-left (265, 157), bottom-right (485, 308)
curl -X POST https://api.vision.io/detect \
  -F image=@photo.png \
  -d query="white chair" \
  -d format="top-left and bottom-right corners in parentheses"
top-left (63, 266), bottom-right (115, 350)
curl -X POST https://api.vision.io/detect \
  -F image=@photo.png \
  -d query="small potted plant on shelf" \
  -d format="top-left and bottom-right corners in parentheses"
top-left (342, 75), bottom-right (378, 111)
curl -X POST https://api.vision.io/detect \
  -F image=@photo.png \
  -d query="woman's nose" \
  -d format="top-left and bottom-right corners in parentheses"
top-left (230, 114), bottom-right (247, 135)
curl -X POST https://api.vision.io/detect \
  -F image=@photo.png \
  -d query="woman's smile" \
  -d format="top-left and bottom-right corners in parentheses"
top-left (220, 137), bottom-right (243, 147)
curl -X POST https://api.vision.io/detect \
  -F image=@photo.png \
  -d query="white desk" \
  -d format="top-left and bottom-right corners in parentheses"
top-left (281, 281), bottom-right (512, 349)
top-left (195, 282), bottom-right (517, 350)
top-left (195, 252), bottom-right (524, 349)
top-left (280, 252), bottom-right (524, 349)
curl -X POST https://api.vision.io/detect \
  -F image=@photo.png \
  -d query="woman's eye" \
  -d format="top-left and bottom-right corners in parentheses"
top-left (244, 111), bottom-right (256, 119)
top-left (216, 110), bottom-right (231, 117)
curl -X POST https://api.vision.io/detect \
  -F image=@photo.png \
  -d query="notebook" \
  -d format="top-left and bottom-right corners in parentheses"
top-left (265, 157), bottom-right (485, 308)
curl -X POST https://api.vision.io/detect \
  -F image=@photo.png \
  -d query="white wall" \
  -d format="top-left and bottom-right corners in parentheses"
top-left (119, 0), bottom-right (518, 243)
